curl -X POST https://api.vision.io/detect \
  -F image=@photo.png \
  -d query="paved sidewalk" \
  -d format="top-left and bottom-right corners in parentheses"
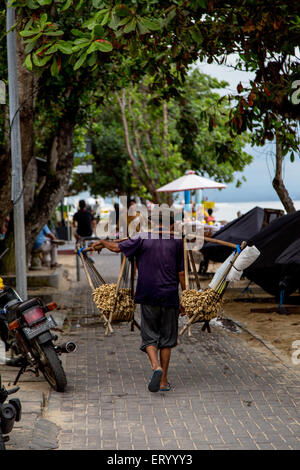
top-left (1, 309), bottom-right (66, 450)
top-left (43, 251), bottom-right (300, 450)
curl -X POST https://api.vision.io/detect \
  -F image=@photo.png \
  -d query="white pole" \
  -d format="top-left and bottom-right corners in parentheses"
top-left (6, 5), bottom-right (27, 300)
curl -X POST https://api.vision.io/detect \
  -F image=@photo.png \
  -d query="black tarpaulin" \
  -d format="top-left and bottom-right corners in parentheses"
top-left (201, 206), bottom-right (265, 263)
top-left (244, 211), bottom-right (300, 297)
top-left (276, 238), bottom-right (300, 265)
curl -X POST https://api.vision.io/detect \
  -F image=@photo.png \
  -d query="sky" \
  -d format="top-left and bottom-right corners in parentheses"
top-left (196, 60), bottom-right (300, 203)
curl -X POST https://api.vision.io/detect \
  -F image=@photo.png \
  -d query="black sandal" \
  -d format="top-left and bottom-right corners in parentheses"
top-left (148, 369), bottom-right (163, 393)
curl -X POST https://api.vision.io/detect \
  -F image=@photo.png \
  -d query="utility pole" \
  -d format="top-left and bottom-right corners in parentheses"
top-left (6, 4), bottom-right (27, 300)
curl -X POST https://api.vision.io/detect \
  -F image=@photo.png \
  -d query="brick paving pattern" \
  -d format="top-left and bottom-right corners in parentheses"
top-left (46, 252), bottom-right (300, 450)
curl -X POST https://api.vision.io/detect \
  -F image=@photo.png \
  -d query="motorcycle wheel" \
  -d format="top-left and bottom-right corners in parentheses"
top-left (36, 341), bottom-right (67, 392)
top-left (0, 432), bottom-right (5, 450)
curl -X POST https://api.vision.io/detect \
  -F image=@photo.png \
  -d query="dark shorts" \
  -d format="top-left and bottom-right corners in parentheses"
top-left (140, 304), bottom-right (179, 352)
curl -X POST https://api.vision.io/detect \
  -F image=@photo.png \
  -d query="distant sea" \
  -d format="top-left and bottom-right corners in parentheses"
top-left (212, 200), bottom-right (300, 223)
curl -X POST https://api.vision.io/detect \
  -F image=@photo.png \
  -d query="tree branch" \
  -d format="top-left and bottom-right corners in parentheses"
top-left (272, 128), bottom-right (296, 214)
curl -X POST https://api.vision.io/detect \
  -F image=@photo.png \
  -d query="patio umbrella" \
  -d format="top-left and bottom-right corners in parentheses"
top-left (156, 171), bottom-right (227, 193)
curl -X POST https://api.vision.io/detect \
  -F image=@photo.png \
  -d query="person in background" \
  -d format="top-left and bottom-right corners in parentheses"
top-left (0, 216), bottom-right (10, 241)
top-left (73, 200), bottom-right (95, 241)
top-left (0, 215), bottom-right (10, 256)
top-left (32, 224), bottom-right (60, 268)
top-left (205, 208), bottom-right (215, 224)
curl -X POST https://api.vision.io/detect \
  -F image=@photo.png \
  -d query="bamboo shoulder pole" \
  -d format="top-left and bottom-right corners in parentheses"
top-left (183, 236), bottom-right (189, 291)
top-left (203, 236), bottom-right (238, 249)
top-left (188, 250), bottom-right (201, 290)
top-left (183, 236), bottom-right (192, 335)
top-left (79, 252), bottom-right (113, 334)
top-left (105, 255), bottom-right (127, 335)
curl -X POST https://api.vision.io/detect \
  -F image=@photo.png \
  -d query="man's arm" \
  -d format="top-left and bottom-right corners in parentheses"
top-left (46, 232), bottom-right (56, 241)
top-left (90, 239), bottom-right (121, 253)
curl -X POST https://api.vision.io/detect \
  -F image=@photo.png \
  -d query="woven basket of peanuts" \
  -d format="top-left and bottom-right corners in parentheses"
top-left (180, 288), bottom-right (223, 323)
top-left (92, 283), bottom-right (135, 322)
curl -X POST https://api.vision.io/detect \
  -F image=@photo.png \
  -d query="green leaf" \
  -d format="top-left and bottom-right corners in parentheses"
top-left (101, 11), bottom-right (110, 26)
top-left (61, 0), bottom-right (72, 11)
top-left (87, 52), bottom-right (97, 66)
top-left (137, 19), bottom-right (150, 35)
top-left (44, 30), bottom-right (64, 36)
top-left (73, 51), bottom-right (87, 70)
top-left (164, 7), bottom-right (176, 26)
top-left (36, 43), bottom-right (52, 54)
top-left (94, 39), bottom-right (113, 52)
top-left (108, 13), bottom-right (119, 31)
top-left (40, 13), bottom-right (48, 27)
top-left (19, 30), bottom-right (37, 37)
top-left (45, 43), bottom-right (58, 54)
top-left (92, 0), bottom-right (105, 7)
top-left (138, 17), bottom-right (161, 31)
top-left (72, 38), bottom-right (91, 52)
top-left (116, 17), bottom-right (132, 27)
top-left (32, 53), bottom-right (52, 67)
top-left (71, 29), bottom-right (88, 37)
top-left (93, 24), bottom-right (105, 38)
top-left (87, 42), bottom-right (97, 54)
top-left (50, 57), bottom-right (59, 76)
top-left (24, 53), bottom-right (33, 71)
top-left (190, 27), bottom-right (202, 44)
top-left (37, 0), bottom-right (52, 5)
top-left (25, 0), bottom-right (40, 8)
top-left (75, 0), bottom-right (84, 10)
top-left (74, 38), bottom-right (91, 44)
top-left (124, 18), bottom-right (136, 34)
top-left (57, 41), bottom-right (73, 54)
top-left (114, 4), bottom-right (131, 17)
top-left (25, 41), bottom-right (37, 54)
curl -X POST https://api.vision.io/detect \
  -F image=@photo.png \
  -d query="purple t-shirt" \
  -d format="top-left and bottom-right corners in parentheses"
top-left (119, 232), bottom-right (184, 307)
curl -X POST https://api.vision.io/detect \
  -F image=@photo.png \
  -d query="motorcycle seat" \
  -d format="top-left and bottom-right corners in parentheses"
top-left (5, 298), bottom-right (43, 323)
top-left (13, 298), bottom-right (43, 316)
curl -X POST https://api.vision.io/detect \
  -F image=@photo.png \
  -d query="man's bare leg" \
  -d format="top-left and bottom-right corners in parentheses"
top-left (146, 345), bottom-right (163, 392)
top-left (145, 345), bottom-right (161, 371)
top-left (160, 347), bottom-right (171, 389)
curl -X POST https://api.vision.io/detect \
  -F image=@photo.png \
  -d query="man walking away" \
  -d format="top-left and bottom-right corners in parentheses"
top-left (90, 212), bottom-right (185, 393)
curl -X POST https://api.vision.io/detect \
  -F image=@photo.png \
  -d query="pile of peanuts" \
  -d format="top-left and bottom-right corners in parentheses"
top-left (93, 284), bottom-right (135, 322)
top-left (180, 288), bottom-right (222, 323)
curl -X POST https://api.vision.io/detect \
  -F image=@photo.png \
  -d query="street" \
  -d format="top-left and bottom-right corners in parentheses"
top-left (5, 251), bottom-right (299, 450)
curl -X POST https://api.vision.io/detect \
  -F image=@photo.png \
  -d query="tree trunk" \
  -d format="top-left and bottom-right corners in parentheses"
top-left (272, 131), bottom-right (296, 214)
top-left (25, 118), bottom-right (76, 258)
top-left (0, 227), bottom-right (15, 274)
top-left (0, 22), bottom-right (35, 229)
top-left (0, 24), bottom-right (36, 273)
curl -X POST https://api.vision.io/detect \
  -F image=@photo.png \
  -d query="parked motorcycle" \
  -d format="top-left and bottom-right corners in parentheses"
top-left (0, 285), bottom-right (76, 392)
top-left (0, 375), bottom-right (21, 450)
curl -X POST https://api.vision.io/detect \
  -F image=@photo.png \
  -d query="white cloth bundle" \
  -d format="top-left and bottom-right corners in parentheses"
top-left (208, 252), bottom-right (236, 290)
top-left (226, 245), bottom-right (260, 282)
